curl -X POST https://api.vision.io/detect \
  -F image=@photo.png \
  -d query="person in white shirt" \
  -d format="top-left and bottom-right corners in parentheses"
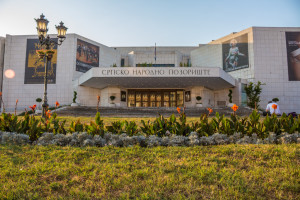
top-left (264, 101), bottom-right (281, 116)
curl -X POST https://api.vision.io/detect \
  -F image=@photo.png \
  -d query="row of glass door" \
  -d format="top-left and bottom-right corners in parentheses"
top-left (128, 90), bottom-right (184, 107)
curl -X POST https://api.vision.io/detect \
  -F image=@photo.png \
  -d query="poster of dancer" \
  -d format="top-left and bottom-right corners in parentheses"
top-left (222, 34), bottom-right (249, 72)
top-left (24, 39), bottom-right (57, 84)
top-left (286, 32), bottom-right (300, 81)
top-left (76, 39), bottom-right (99, 72)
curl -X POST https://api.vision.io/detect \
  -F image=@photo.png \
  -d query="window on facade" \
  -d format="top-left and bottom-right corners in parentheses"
top-left (136, 64), bottom-right (175, 67)
top-left (121, 58), bottom-right (125, 67)
top-left (241, 84), bottom-right (247, 106)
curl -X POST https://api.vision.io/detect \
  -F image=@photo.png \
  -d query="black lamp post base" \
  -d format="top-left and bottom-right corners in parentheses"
top-left (42, 103), bottom-right (49, 118)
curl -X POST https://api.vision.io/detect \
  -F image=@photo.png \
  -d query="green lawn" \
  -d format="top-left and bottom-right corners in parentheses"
top-left (54, 116), bottom-right (201, 127)
top-left (17, 113), bottom-right (268, 128)
top-left (0, 144), bottom-right (299, 199)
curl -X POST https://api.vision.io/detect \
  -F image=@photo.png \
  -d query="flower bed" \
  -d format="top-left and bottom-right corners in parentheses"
top-left (1, 131), bottom-right (299, 147)
top-left (0, 110), bottom-right (300, 146)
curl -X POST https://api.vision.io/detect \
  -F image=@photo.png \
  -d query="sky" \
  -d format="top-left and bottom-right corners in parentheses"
top-left (0, 0), bottom-right (299, 46)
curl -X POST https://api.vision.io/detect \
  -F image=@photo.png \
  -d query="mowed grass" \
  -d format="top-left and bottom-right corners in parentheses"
top-left (0, 145), bottom-right (299, 199)
top-left (49, 116), bottom-right (201, 127)
top-left (6, 115), bottom-right (201, 127)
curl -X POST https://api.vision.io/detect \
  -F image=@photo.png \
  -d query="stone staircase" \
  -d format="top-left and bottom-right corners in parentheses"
top-left (56, 106), bottom-right (255, 117)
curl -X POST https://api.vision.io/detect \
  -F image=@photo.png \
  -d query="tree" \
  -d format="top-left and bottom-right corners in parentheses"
top-left (73, 91), bottom-right (77, 103)
top-left (228, 89), bottom-right (233, 103)
top-left (244, 81), bottom-right (264, 109)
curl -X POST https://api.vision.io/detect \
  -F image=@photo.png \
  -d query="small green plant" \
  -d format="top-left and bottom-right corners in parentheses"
top-left (110, 95), bottom-right (116, 102)
top-left (140, 114), bottom-right (171, 137)
top-left (196, 114), bottom-right (214, 136)
top-left (124, 121), bottom-right (138, 136)
top-left (140, 120), bottom-right (158, 136)
top-left (85, 112), bottom-right (104, 136)
top-left (26, 115), bottom-right (43, 141)
top-left (36, 98), bottom-right (42, 103)
top-left (196, 96), bottom-right (202, 102)
top-left (51, 113), bottom-right (67, 135)
top-left (18, 110), bottom-right (34, 116)
top-left (36, 98), bottom-right (42, 110)
top-left (112, 63), bottom-right (117, 67)
top-left (228, 89), bottom-right (233, 103)
top-left (69, 119), bottom-right (84, 133)
top-left (153, 115), bottom-right (169, 137)
top-left (73, 91), bottom-right (77, 103)
top-left (0, 113), bottom-right (21, 132)
top-left (175, 113), bottom-right (192, 136)
top-left (106, 120), bottom-right (125, 135)
top-left (272, 98), bottom-right (279, 102)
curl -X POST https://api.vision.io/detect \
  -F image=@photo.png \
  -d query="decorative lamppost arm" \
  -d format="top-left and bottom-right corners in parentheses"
top-left (35, 14), bottom-right (67, 118)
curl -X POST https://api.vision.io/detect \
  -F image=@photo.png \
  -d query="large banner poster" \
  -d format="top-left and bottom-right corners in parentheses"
top-left (222, 34), bottom-right (249, 72)
top-left (24, 39), bottom-right (57, 84)
top-left (76, 39), bottom-right (99, 73)
top-left (286, 32), bottom-right (300, 81)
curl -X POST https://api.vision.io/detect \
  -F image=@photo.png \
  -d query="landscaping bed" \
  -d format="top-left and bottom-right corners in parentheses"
top-left (1, 131), bottom-right (299, 147)
top-left (1, 110), bottom-right (300, 146)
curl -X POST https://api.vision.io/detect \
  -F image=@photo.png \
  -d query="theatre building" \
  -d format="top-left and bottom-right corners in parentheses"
top-left (1, 27), bottom-right (300, 114)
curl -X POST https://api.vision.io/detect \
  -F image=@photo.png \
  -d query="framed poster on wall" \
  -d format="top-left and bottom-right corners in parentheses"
top-left (76, 39), bottom-right (99, 73)
top-left (24, 39), bottom-right (57, 84)
top-left (286, 32), bottom-right (300, 81)
top-left (121, 91), bottom-right (126, 102)
top-left (222, 34), bottom-right (249, 72)
top-left (185, 91), bottom-right (191, 102)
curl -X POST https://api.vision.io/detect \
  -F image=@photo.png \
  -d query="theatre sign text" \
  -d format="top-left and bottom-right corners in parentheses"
top-left (100, 68), bottom-right (213, 77)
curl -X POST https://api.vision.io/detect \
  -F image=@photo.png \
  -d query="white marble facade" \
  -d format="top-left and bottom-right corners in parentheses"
top-left (1, 34), bottom-right (119, 111)
top-left (191, 27), bottom-right (300, 113)
top-left (1, 27), bottom-right (300, 113)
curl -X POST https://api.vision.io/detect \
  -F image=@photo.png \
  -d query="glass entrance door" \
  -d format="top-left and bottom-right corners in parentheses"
top-left (149, 92), bottom-right (157, 107)
top-left (142, 93), bottom-right (148, 107)
top-left (170, 91), bottom-right (176, 107)
top-left (163, 92), bottom-right (170, 107)
top-left (127, 90), bottom-right (184, 107)
top-left (156, 93), bottom-right (162, 107)
top-left (176, 91), bottom-right (184, 107)
top-left (135, 92), bottom-right (141, 107)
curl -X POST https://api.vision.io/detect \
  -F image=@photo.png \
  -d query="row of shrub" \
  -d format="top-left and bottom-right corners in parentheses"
top-left (0, 110), bottom-right (299, 142)
top-left (140, 111), bottom-right (300, 139)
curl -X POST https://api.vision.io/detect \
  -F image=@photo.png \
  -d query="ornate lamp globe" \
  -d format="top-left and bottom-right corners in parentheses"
top-left (56, 21), bottom-right (68, 39)
top-left (35, 13), bottom-right (49, 38)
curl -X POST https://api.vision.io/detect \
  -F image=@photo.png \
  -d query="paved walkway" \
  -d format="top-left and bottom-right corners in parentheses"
top-left (55, 106), bottom-right (255, 117)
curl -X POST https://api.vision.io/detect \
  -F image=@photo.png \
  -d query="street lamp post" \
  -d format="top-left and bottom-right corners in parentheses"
top-left (35, 14), bottom-right (68, 117)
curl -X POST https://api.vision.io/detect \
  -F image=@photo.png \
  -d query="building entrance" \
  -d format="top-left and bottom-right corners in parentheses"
top-left (128, 89), bottom-right (184, 107)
